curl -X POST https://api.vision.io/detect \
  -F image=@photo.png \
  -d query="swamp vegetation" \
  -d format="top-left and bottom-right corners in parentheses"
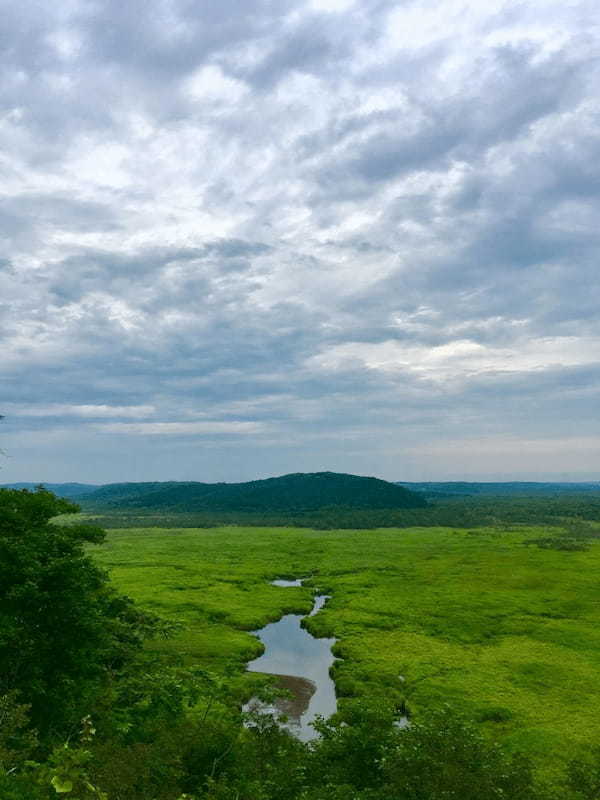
top-left (89, 524), bottom-right (600, 771)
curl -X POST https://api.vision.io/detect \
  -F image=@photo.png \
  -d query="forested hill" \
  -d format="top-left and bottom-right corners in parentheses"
top-left (76, 472), bottom-right (428, 512)
top-left (0, 482), bottom-right (99, 497)
top-left (397, 481), bottom-right (600, 498)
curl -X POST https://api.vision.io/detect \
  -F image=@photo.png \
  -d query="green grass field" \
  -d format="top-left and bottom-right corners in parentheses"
top-left (89, 524), bottom-right (600, 775)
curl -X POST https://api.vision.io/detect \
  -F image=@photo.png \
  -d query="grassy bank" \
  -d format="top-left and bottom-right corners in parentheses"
top-left (90, 524), bottom-right (600, 776)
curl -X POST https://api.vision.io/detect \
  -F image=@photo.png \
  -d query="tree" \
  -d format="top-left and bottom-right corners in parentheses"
top-left (0, 487), bottom-right (147, 739)
top-left (379, 706), bottom-right (536, 800)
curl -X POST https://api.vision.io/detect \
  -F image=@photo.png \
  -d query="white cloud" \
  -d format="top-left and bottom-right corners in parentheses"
top-left (308, 337), bottom-right (600, 382)
top-left (98, 421), bottom-right (267, 435)
top-left (309, 0), bottom-right (356, 12)
top-left (404, 435), bottom-right (600, 478)
top-left (2, 0), bottom-right (599, 481)
top-left (9, 404), bottom-right (156, 419)
top-left (183, 65), bottom-right (248, 105)
top-left (45, 29), bottom-right (84, 61)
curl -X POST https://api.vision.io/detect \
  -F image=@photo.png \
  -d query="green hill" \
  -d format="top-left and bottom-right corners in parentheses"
top-left (79, 472), bottom-right (427, 513)
top-left (0, 482), bottom-right (100, 498)
top-left (396, 481), bottom-right (600, 497)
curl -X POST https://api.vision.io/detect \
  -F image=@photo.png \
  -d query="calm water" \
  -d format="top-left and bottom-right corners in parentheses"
top-left (271, 578), bottom-right (305, 587)
top-left (243, 582), bottom-right (337, 741)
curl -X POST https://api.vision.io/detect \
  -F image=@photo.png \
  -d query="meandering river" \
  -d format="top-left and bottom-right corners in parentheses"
top-left (243, 579), bottom-right (337, 741)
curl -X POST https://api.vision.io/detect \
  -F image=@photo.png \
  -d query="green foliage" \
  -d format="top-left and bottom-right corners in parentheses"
top-left (33, 741), bottom-right (108, 800)
top-left (77, 472), bottom-right (427, 513)
top-left (298, 703), bottom-right (539, 799)
top-left (0, 483), bottom-right (101, 499)
top-left (90, 524), bottom-right (600, 774)
top-left (0, 693), bottom-right (37, 772)
top-left (379, 707), bottom-right (536, 799)
top-left (0, 488), bottom-right (154, 737)
top-left (475, 705), bottom-right (514, 723)
top-left (527, 536), bottom-right (590, 551)
top-left (397, 481), bottom-right (600, 497)
top-left (191, 704), bottom-right (544, 800)
top-left (307, 700), bottom-right (400, 791)
top-left (565, 747), bottom-right (600, 799)
top-left (65, 488), bottom-right (600, 531)
top-left (88, 721), bottom-right (190, 800)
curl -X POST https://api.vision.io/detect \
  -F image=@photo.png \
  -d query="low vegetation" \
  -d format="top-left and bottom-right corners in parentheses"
top-left (87, 521), bottom-right (600, 779)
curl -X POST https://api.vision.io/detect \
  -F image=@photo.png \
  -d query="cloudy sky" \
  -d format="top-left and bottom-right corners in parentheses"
top-left (2, 0), bottom-right (599, 483)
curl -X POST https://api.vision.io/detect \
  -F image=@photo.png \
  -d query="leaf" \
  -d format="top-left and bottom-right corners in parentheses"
top-left (51, 774), bottom-right (74, 793)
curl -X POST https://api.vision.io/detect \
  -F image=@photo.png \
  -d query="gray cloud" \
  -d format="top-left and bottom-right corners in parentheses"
top-left (2, 0), bottom-right (599, 482)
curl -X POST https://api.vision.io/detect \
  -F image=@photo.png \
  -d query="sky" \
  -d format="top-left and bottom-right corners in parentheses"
top-left (2, 0), bottom-right (599, 484)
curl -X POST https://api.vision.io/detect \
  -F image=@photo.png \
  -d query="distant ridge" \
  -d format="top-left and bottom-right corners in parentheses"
top-left (76, 472), bottom-right (428, 512)
top-left (0, 482), bottom-right (100, 499)
top-left (396, 481), bottom-right (600, 497)
top-left (3, 480), bottom-right (598, 505)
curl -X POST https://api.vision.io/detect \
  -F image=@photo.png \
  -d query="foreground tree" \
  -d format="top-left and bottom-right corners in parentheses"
top-left (0, 487), bottom-right (149, 739)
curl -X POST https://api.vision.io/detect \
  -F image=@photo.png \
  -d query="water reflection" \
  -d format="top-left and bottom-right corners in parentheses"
top-left (309, 594), bottom-right (330, 616)
top-left (244, 585), bottom-right (336, 741)
top-left (271, 578), bottom-right (304, 587)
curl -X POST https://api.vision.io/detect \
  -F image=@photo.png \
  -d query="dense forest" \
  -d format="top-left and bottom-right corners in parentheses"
top-left (3, 485), bottom-right (600, 799)
top-left (74, 472), bottom-right (428, 512)
top-left (8, 478), bottom-right (600, 535)
top-left (76, 494), bottom-right (600, 549)
top-left (397, 481), bottom-right (600, 497)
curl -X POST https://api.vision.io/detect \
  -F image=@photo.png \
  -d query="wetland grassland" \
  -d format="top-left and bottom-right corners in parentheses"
top-left (89, 523), bottom-right (600, 775)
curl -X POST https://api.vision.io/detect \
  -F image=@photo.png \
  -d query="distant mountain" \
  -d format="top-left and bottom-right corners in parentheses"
top-left (79, 472), bottom-right (428, 512)
top-left (4, 479), bottom-right (597, 506)
top-left (77, 482), bottom-right (188, 504)
top-left (396, 481), bottom-right (600, 497)
top-left (0, 482), bottom-right (100, 498)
